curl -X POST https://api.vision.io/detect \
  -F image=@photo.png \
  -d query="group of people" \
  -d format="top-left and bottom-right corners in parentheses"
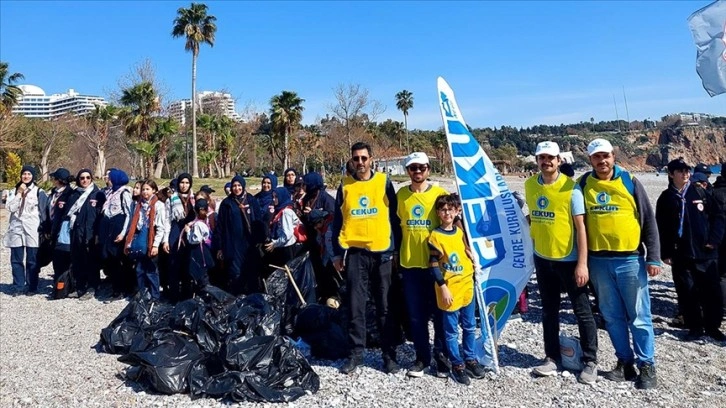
top-left (525, 138), bottom-right (725, 391)
top-left (4, 139), bottom-right (724, 390)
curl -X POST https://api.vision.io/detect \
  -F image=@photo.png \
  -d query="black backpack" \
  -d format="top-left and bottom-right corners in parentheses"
top-left (54, 269), bottom-right (74, 299)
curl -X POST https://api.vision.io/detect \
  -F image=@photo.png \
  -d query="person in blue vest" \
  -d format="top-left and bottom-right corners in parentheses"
top-left (579, 138), bottom-right (662, 390)
top-left (525, 141), bottom-right (598, 384)
top-left (333, 142), bottom-right (402, 375)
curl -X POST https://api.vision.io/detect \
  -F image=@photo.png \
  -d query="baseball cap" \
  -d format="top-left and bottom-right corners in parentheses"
top-left (667, 158), bottom-right (691, 173)
top-left (49, 168), bottom-right (71, 181)
top-left (691, 172), bottom-right (708, 183)
top-left (535, 141), bottom-right (560, 157)
top-left (199, 185), bottom-right (215, 194)
top-left (693, 163), bottom-right (712, 175)
top-left (587, 138), bottom-right (614, 156)
top-left (405, 152), bottom-right (429, 167)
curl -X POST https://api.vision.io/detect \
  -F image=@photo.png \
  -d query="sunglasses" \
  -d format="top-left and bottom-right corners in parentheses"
top-left (352, 156), bottom-right (369, 163)
top-left (407, 165), bottom-right (428, 172)
top-left (79, 176), bottom-right (92, 180)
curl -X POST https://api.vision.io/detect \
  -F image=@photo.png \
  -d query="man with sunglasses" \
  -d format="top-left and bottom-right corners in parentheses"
top-left (333, 142), bottom-right (402, 374)
top-left (395, 152), bottom-right (451, 378)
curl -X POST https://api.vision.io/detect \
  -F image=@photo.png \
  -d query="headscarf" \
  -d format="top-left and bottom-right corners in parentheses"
top-left (170, 179), bottom-right (179, 193)
top-left (108, 168), bottom-right (129, 192)
top-left (302, 172), bottom-right (324, 195)
top-left (273, 187), bottom-right (293, 213)
top-left (283, 168), bottom-right (297, 185)
top-left (231, 175), bottom-right (246, 197)
top-left (21, 165), bottom-right (37, 186)
top-left (176, 172), bottom-right (193, 194)
top-left (75, 168), bottom-right (93, 190)
top-left (256, 173), bottom-right (278, 209)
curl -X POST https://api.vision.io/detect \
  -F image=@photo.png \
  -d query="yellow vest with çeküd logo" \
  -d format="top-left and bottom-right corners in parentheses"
top-left (338, 171), bottom-right (392, 252)
top-left (428, 227), bottom-right (474, 312)
top-left (580, 172), bottom-right (641, 252)
top-left (397, 184), bottom-right (448, 268)
top-left (524, 173), bottom-right (576, 260)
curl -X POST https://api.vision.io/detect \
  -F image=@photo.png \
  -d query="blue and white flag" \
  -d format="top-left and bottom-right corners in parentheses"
top-left (436, 77), bottom-right (534, 370)
top-left (688, 0), bottom-right (726, 96)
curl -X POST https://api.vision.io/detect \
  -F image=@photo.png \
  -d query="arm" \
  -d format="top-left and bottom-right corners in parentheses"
top-left (6, 189), bottom-right (22, 213)
top-left (118, 191), bottom-right (133, 238)
top-left (153, 201), bottom-right (168, 248)
top-left (37, 189), bottom-right (50, 231)
top-left (386, 178), bottom-right (402, 252)
top-left (428, 241), bottom-right (452, 307)
top-left (332, 183), bottom-right (345, 261)
top-left (654, 192), bottom-right (676, 264)
top-left (707, 189), bottom-right (726, 248)
top-left (570, 187), bottom-right (588, 287)
top-left (633, 178), bottom-right (662, 274)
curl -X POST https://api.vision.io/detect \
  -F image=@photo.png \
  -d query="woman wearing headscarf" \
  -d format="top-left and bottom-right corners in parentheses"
top-left (3, 165), bottom-right (48, 294)
top-left (264, 187), bottom-right (304, 266)
top-left (99, 168), bottom-right (133, 299)
top-left (255, 173), bottom-right (278, 238)
top-left (162, 173), bottom-right (196, 301)
top-left (47, 168), bottom-right (75, 285)
top-left (215, 175), bottom-right (264, 295)
top-left (66, 169), bottom-right (105, 300)
top-left (125, 179), bottom-right (169, 300)
top-left (283, 168), bottom-right (297, 196)
top-left (300, 171), bottom-right (337, 302)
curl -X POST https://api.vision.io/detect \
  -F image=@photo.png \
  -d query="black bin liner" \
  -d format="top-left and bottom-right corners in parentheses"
top-left (294, 304), bottom-right (348, 360)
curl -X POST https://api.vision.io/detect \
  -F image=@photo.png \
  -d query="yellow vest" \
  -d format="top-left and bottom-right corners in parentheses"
top-left (397, 184), bottom-right (448, 268)
top-left (581, 173), bottom-right (641, 252)
top-left (428, 227), bottom-right (474, 311)
top-left (524, 174), bottom-right (576, 260)
top-left (338, 172), bottom-right (392, 252)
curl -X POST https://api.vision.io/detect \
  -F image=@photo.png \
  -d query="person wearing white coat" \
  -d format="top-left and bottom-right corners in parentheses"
top-left (3, 165), bottom-right (49, 294)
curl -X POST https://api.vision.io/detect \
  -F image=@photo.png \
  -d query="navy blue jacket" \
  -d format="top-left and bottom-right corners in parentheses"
top-left (214, 193), bottom-right (265, 272)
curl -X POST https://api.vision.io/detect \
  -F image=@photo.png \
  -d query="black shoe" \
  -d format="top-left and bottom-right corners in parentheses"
top-left (407, 360), bottom-right (426, 378)
top-left (465, 360), bottom-right (486, 379)
top-left (451, 364), bottom-right (471, 385)
top-left (635, 363), bottom-right (657, 390)
top-left (383, 356), bottom-right (400, 374)
top-left (705, 329), bottom-right (726, 342)
top-left (340, 354), bottom-right (362, 374)
top-left (433, 352), bottom-right (451, 378)
top-left (685, 328), bottom-right (704, 342)
top-left (602, 360), bottom-right (638, 382)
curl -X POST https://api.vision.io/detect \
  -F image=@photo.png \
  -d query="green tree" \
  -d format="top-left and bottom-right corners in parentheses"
top-left (83, 104), bottom-right (119, 177)
top-left (0, 62), bottom-right (24, 117)
top-left (150, 117), bottom-right (180, 178)
top-left (119, 81), bottom-right (160, 177)
top-left (270, 91), bottom-right (305, 169)
top-left (395, 89), bottom-right (414, 152)
top-left (172, 2), bottom-right (217, 179)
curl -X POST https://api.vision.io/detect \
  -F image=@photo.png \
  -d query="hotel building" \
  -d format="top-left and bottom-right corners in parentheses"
top-left (11, 85), bottom-right (107, 119)
top-left (168, 91), bottom-right (242, 125)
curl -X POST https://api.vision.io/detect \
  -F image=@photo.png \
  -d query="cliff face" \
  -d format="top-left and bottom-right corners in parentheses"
top-left (613, 127), bottom-right (726, 171)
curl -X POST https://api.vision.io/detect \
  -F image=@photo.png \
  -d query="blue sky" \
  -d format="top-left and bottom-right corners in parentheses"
top-left (1, 1), bottom-right (724, 130)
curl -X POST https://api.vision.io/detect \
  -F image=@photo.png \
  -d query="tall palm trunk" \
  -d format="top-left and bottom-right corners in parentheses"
top-left (283, 126), bottom-right (289, 170)
top-left (191, 52), bottom-right (199, 178)
top-left (404, 113), bottom-right (409, 152)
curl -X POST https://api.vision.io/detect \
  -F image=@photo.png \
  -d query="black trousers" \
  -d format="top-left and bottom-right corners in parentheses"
top-left (534, 255), bottom-right (598, 363)
top-left (673, 257), bottom-right (723, 331)
top-left (71, 241), bottom-right (99, 292)
top-left (345, 248), bottom-right (398, 358)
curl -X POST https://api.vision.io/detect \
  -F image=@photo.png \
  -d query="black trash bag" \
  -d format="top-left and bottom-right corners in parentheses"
top-left (264, 268), bottom-right (288, 303)
top-left (198, 285), bottom-right (237, 305)
top-left (287, 253), bottom-right (317, 305)
top-left (294, 304), bottom-right (349, 360)
top-left (189, 355), bottom-right (237, 399)
top-left (220, 335), bottom-right (319, 403)
top-left (226, 293), bottom-right (281, 339)
top-left (119, 330), bottom-right (204, 395)
top-left (98, 292), bottom-right (173, 354)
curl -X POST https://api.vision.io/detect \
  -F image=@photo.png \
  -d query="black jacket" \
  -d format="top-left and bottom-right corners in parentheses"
top-left (656, 183), bottom-right (725, 260)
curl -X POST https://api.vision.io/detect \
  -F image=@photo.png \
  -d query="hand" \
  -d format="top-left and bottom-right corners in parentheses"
top-left (663, 258), bottom-right (672, 266)
top-left (647, 264), bottom-right (661, 277)
top-left (439, 284), bottom-right (453, 308)
top-left (217, 250), bottom-right (224, 261)
top-left (18, 183), bottom-right (27, 194)
top-left (150, 246), bottom-right (159, 257)
top-left (303, 206), bottom-right (312, 214)
top-left (705, 244), bottom-right (715, 250)
top-left (114, 234), bottom-right (124, 243)
top-left (574, 263), bottom-right (589, 288)
top-left (333, 258), bottom-right (344, 273)
top-left (163, 242), bottom-right (170, 253)
top-left (264, 241), bottom-right (274, 252)
top-left (184, 223), bottom-right (192, 234)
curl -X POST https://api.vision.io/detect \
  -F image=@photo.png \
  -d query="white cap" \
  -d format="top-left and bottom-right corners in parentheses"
top-left (587, 138), bottom-right (614, 156)
top-left (535, 141), bottom-right (560, 157)
top-left (405, 152), bottom-right (429, 167)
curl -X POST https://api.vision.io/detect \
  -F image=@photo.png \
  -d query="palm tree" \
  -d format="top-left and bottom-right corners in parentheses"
top-left (395, 89), bottom-right (414, 152)
top-left (86, 104), bottom-right (119, 176)
top-left (150, 117), bottom-right (180, 178)
top-left (119, 81), bottom-right (160, 177)
top-left (0, 62), bottom-right (24, 116)
top-left (172, 2), bottom-right (217, 179)
top-left (270, 91), bottom-right (305, 169)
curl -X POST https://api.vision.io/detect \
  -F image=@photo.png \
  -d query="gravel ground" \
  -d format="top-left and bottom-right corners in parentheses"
top-left (1, 173), bottom-right (725, 407)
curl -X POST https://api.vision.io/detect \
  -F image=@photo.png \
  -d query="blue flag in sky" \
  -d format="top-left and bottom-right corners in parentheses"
top-left (688, 0), bottom-right (726, 96)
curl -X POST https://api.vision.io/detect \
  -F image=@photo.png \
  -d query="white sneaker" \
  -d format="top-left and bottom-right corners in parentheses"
top-left (532, 358), bottom-right (558, 377)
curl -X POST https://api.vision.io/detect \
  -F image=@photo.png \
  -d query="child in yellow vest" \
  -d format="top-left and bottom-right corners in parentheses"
top-left (428, 194), bottom-right (486, 385)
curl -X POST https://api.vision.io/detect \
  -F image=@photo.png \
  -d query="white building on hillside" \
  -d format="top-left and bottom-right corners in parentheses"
top-left (11, 85), bottom-right (107, 119)
top-left (168, 91), bottom-right (242, 125)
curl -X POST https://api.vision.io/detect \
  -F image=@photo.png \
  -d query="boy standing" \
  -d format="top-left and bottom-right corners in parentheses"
top-left (428, 194), bottom-right (485, 385)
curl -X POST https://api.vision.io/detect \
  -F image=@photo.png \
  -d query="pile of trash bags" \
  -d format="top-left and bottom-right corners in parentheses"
top-left (98, 271), bottom-right (320, 402)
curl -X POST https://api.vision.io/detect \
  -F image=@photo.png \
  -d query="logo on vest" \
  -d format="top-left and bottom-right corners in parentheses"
top-left (444, 252), bottom-right (464, 273)
top-left (351, 195), bottom-right (378, 216)
top-left (407, 204), bottom-right (431, 227)
top-left (531, 195), bottom-right (555, 219)
top-left (590, 191), bottom-right (618, 212)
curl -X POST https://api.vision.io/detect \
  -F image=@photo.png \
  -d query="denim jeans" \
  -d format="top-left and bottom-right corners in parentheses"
top-left (402, 267), bottom-right (445, 364)
top-left (534, 255), bottom-right (598, 363)
top-left (589, 256), bottom-right (655, 366)
top-left (136, 256), bottom-right (160, 300)
top-left (10, 246), bottom-right (39, 291)
top-left (442, 298), bottom-right (476, 366)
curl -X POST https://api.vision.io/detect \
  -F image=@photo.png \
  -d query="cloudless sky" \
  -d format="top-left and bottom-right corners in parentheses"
top-left (1, 0), bottom-right (724, 130)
